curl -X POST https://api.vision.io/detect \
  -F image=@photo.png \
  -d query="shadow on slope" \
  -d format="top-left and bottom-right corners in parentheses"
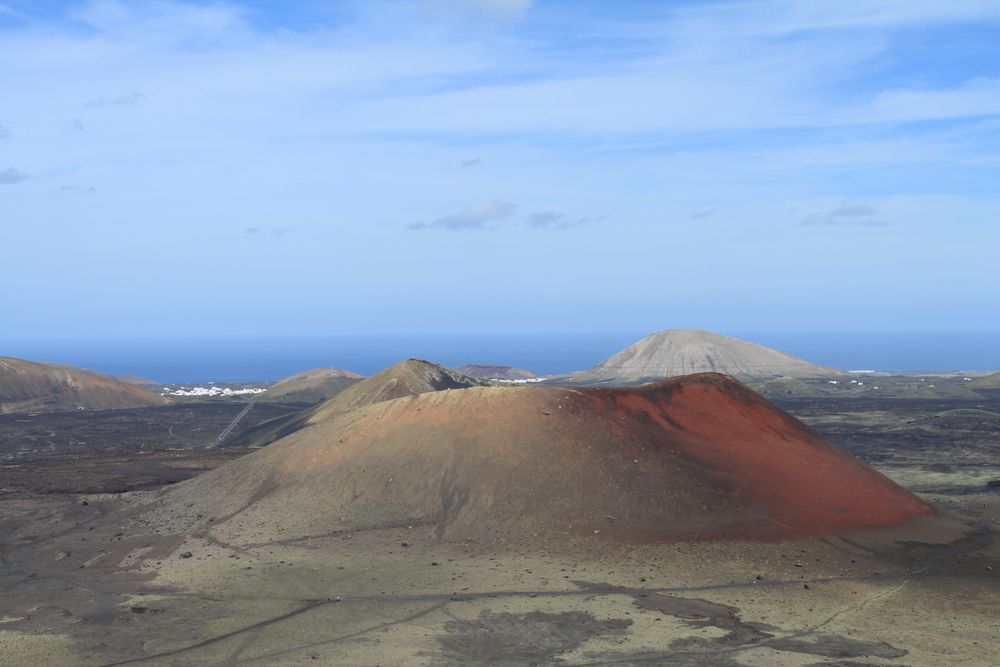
top-left (223, 359), bottom-right (487, 449)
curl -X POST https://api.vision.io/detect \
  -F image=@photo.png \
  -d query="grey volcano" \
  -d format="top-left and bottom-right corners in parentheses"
top-left (567, 329), bottom-right (841, 384)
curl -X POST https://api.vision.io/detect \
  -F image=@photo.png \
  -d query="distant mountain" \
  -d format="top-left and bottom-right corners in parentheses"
top-left (566, 329), bottom-right (841, 384)
top-left (971, 371), bottom-right (1000, 388)
top-left (260, 367), bottom-right (363, 404)
top-left (0, 356), bottom-right (169, 413)
top-left (455, 364), bottom-right (538, 381)
top-left (224, 359), bottom-right (487, 448)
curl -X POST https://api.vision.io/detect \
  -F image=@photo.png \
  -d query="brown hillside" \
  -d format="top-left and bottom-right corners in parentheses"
top-left (223, 359), bottom-right (486, 448)
top-left (456, 364), bottom-right (539, 380)
top-left (0, 356), bottom-right (169, 413)
top-left (260, 367), bottom-right (363, 404)
top-left (157, 373), bottom-right (931, 548)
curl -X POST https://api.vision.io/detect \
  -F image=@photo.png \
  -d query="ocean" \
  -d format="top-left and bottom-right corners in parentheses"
top-left (1, 332), bottom-right (998, 383)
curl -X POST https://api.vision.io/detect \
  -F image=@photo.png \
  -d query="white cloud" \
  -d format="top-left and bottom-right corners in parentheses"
top-left (831, 203), bottom-right (878, 217)
top-left (800, 203), bottom-right (888, 227)
top-left (409, 201), bottom-right (515, 230)
top-left (429, 0), bottom-right (533, 19)
top-left (873, 78), bottom-right (1000, 123)
top-left (0, 167), bottom-right (30, 185)
top-left (3, 0), bottom-right (998, 155)
top-left (70, 0), bottom-right (245, 36)
top-left (1, 1), bottom-right (998, 250)
top-left (528, 211), bottom-right (594, 231)
top-left (85, 90), bottom-right (144, 109)
top-left (680, 0), bottom-right (1000, 37)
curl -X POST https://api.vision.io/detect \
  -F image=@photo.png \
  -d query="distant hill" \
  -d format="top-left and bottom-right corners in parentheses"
top-left (224, 359), bottom-right (487, 448)
top-left (116, 375), bottom-right (161, 388)
top-left (456, 364), bottom-right (538, 381)
top-left (908, 408), bottom-right (1000, 432)
top-left (0, 356), bottom-right (169, 413)
top-left (971, 372), bottom-right (1000, 388)
top-left (260, 367), bottom-right (363, 404)
top-left (565, 329), bottom-right (841, 384)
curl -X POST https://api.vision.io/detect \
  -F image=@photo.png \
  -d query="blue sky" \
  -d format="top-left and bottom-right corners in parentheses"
top-left (2, 0), bottom-right (999, 337)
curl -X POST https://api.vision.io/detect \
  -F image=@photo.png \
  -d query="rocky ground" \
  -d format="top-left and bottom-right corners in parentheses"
top-left (0, 394), bottom-right (997, 666)
top-left (0, 402), bottom-right (301, 494)
top-left (772, 392), bottom-right (1000, 496)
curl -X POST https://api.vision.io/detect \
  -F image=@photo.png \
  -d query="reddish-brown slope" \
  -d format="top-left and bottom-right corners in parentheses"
top-left (0, 356), bottom-right (169, 413)
top-left (152, 373), bottom-right (930, 546)
top-left (584, 375), bottom-right (930, 538)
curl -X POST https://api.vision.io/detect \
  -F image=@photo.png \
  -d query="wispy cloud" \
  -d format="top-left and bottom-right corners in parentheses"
top-left (71, 1), bottom-right (245, 36)
top-left (830, 203), bottom-right (877, 217)
top-left (800, 202), bottom-right (889, 227)
top-left (85, 90), bottom-right (144, 109)
top-left (527, 211), bottom-right (597, 231)
top-left (409, 201), bottom-right (515, 230)
top-left (0, 124), bottom-right (10, 139)
top-left (1, 0), bottom-right (1000, 336)
top-left (698, 1), bottom-right (1000, 34)
top-left (0, 167), bottom-right (29, 185)
top-left (0, 4), bottom-right (23, 19)
top-left (243, 226), bottom-right (290, 237)
top-left (431, 0), bottom-right (534, 19)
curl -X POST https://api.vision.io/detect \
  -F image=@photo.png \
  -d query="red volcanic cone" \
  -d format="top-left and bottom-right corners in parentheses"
top-left (151, 373), bottom-right (932, 546)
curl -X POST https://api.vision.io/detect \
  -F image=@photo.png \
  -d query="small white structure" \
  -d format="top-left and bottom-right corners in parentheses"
top-left (163, 386), bottom-right (266, 397)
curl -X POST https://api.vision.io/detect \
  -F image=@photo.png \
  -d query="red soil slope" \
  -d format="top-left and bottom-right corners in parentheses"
top-left (153, 373), bottom-right (931, 546)
top-left (586, 374), bottom-right (931, 538)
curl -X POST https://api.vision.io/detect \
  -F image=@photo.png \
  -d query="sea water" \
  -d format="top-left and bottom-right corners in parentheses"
top-left (0, 331), bottom-right (997, 383)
